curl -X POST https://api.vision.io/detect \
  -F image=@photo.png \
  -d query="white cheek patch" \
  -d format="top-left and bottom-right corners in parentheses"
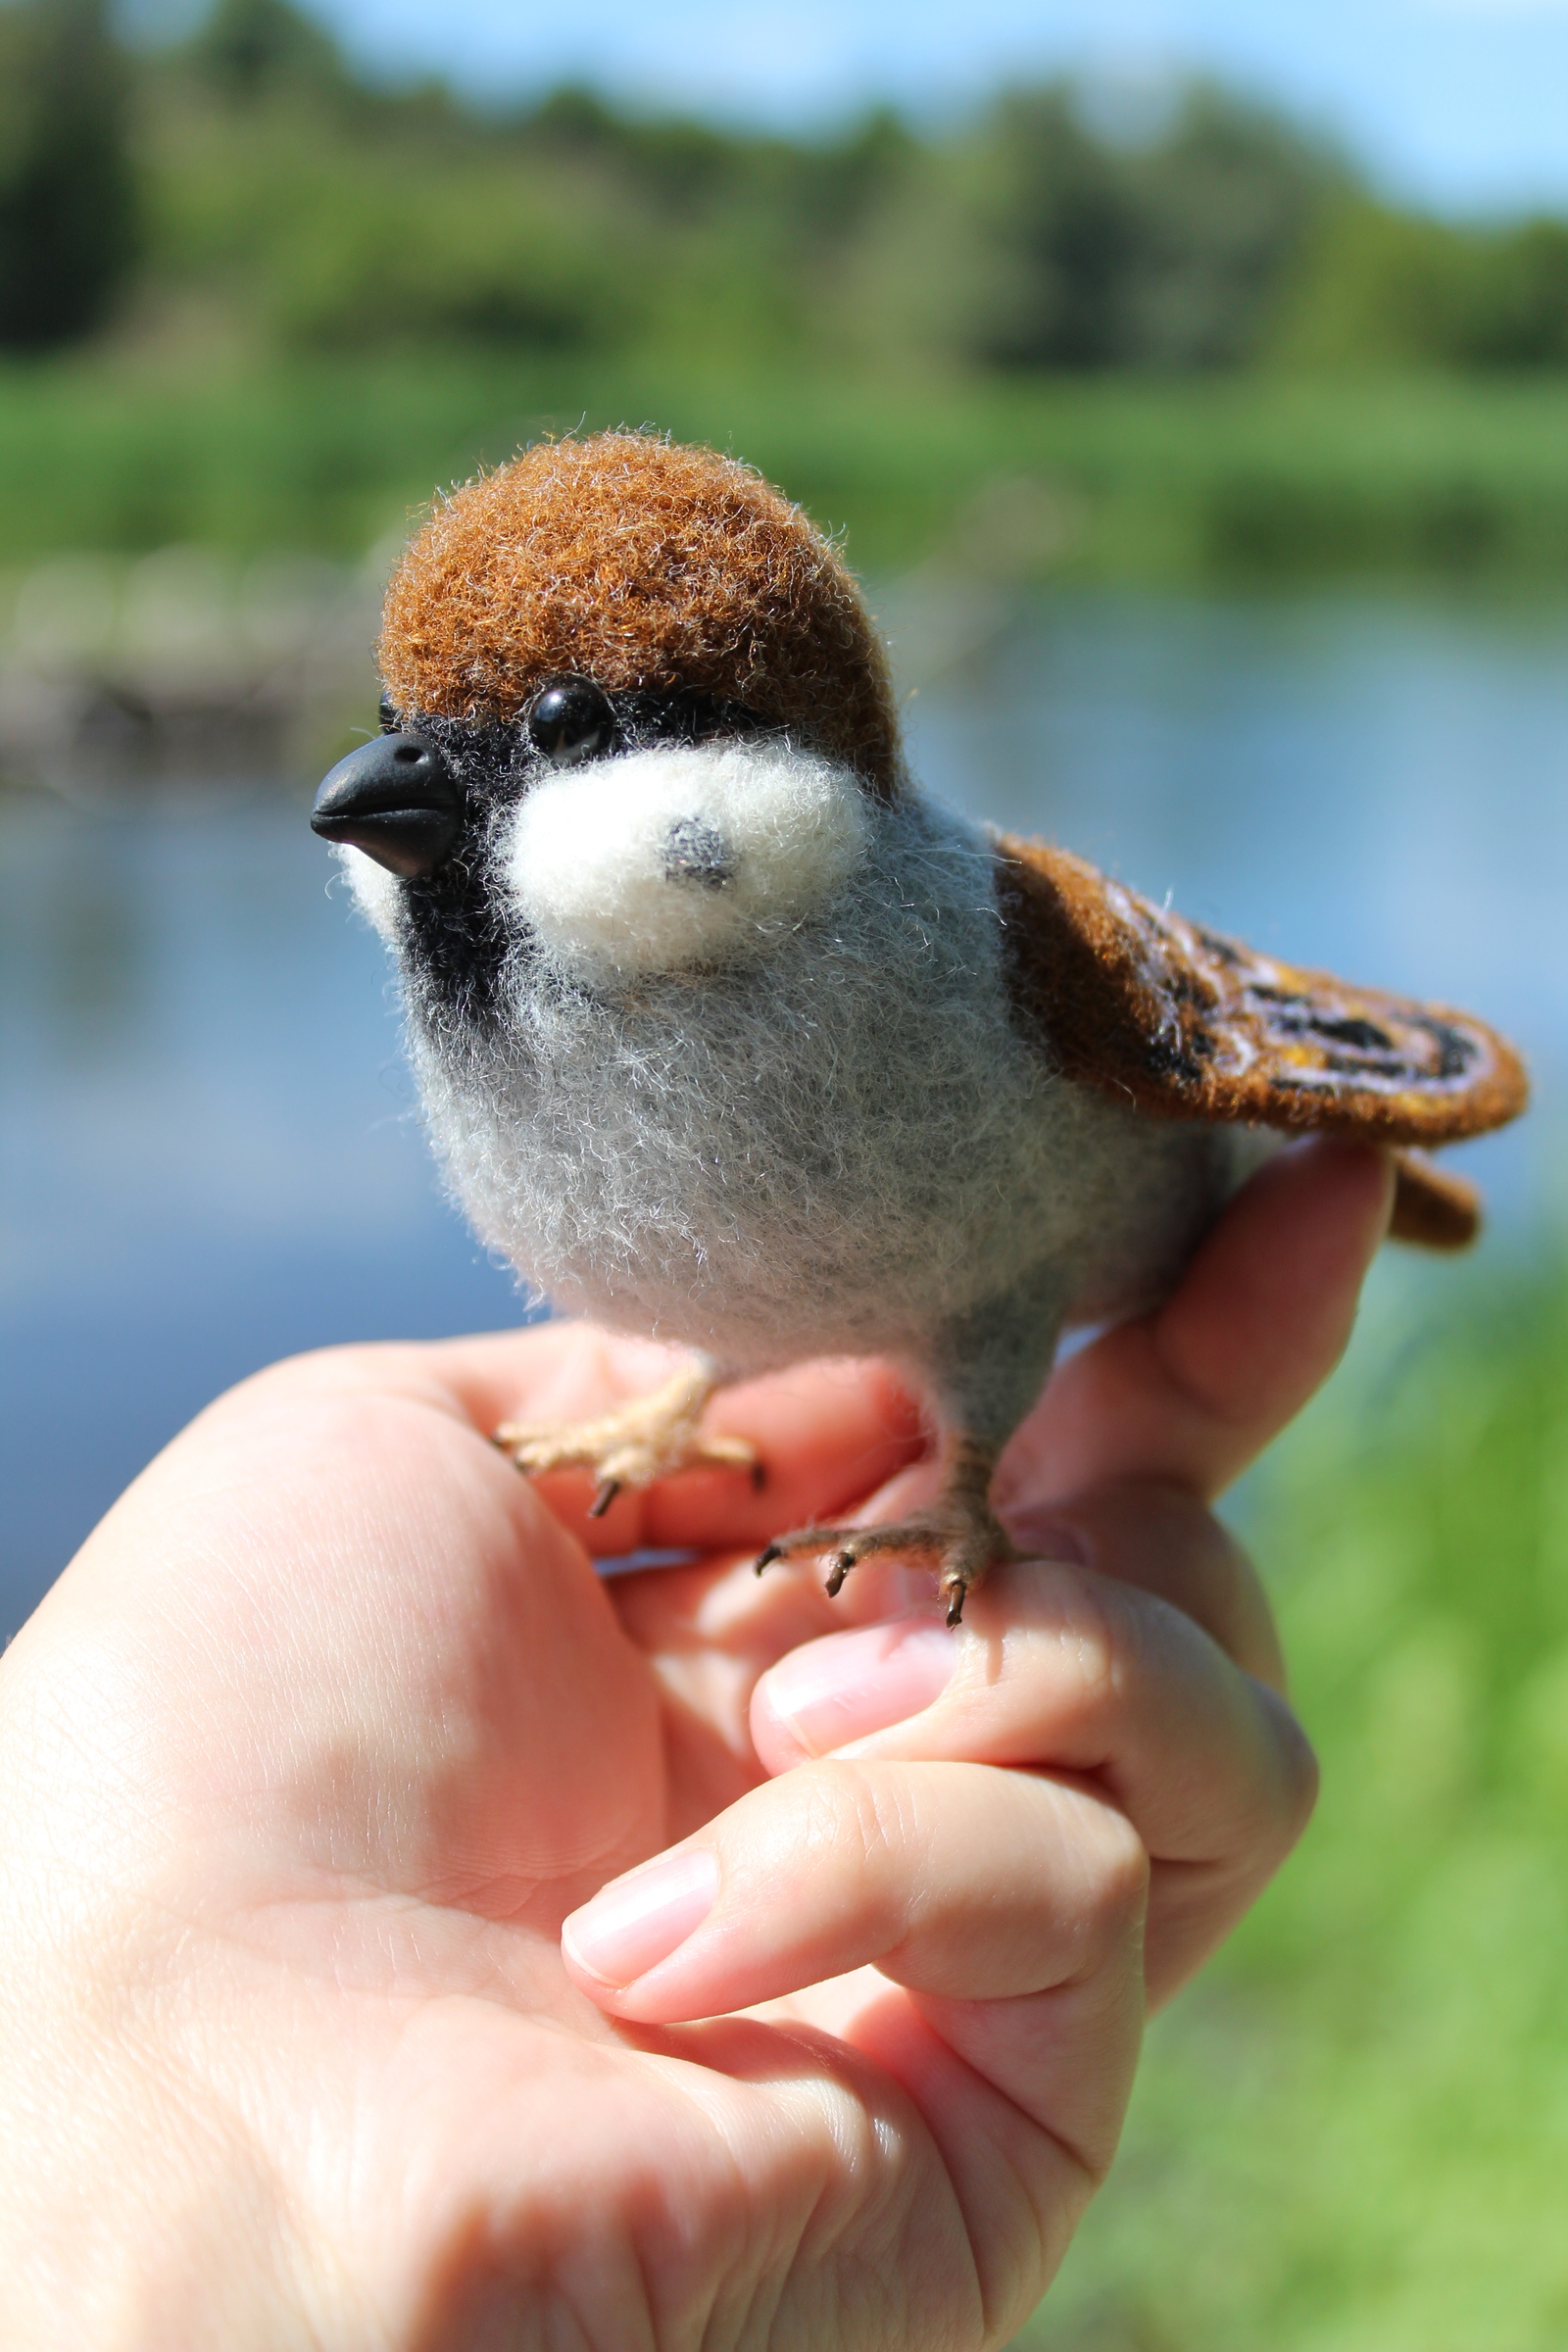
top-left (504, 739), bottom-right (871, 983)
top-left (335, 844), bottom-right (403, 944)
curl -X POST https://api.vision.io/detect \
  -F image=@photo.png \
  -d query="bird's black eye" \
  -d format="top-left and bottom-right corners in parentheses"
top-left (527, 677), bottom-right (618, 768)
top-left (378, 695), bottom-right (399, 734)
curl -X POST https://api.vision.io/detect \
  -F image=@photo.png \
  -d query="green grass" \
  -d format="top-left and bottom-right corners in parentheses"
top-left (1015, 1245), bottom-right (1568, 2352)
top-left (11, 356), bottom-right (1568, 581)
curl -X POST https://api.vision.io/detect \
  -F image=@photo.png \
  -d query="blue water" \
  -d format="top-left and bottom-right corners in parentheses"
top-left (5, 587), bottom-right (1566, 1635)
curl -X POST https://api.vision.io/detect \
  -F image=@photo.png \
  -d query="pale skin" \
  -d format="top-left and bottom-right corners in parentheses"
top-left (0, 1138), bottom-right (1394, 2350)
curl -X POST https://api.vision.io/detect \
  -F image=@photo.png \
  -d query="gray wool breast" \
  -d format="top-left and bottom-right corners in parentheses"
top-left (390, 778), bottom-right (1257, 1438)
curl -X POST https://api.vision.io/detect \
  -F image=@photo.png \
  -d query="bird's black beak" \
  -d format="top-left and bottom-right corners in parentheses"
top-left (311, 734), bottom-right (462, 879)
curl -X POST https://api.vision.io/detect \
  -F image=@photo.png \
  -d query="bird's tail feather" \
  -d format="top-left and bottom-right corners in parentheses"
top-left (1389, 1151), bottom-right (1482, 1250)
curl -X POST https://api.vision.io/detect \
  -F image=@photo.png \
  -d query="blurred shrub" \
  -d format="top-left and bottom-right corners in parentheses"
top-left (1202, 470), bottom-right (1509, 574)
top-left (0, 0), bottom-right (139, 347)
top-left (1278, 197), bottom-right (1568, 372)
top-left (10, 363), bottom-right (1568, 586)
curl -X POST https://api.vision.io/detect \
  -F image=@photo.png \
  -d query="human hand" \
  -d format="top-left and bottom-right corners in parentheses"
top-left (0, 1138), bottom-right (1390, 2348)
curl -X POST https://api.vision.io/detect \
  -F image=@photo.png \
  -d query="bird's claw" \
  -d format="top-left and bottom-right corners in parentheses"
top-left (495, 1356), bottom-right (756, 1508)
top-left (753, 1494), bottom-right (1016, 1623)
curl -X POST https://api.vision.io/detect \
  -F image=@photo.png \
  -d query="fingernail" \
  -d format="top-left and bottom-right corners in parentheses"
top-left (757, 1616), bottom-right (958, 1760)
top-left (562, 1847), bottom-right (718, 1988)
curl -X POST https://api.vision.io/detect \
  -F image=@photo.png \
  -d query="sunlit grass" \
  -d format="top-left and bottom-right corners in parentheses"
top-left (8, 357), bottom-right (1568, 582)
top-left (1019, 1244), bottom-right (1568, 2351)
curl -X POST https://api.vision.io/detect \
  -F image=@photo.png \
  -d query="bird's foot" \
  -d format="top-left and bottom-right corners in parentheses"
top-left (495, 1354), bottom-right (758, 1518)
top-left (755, 1470), bottom-right (1016, 1627)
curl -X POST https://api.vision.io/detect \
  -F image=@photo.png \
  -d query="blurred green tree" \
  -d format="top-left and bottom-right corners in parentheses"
top-left (188, 0), bottom-right (350, 102)
top-left (967, 86), bottom-right (1144, 368)
top-left (1275, 199), bottom-right (1568, 371)
top-left (1472, 217), bottom-right (1568, 366)
top-left (135, 2), bottom-right (915, 367)
top-left (14, 0), bottom-right (1568, 390)
top-left (1124, 85), bottom-right (1338, 368)
top-left (0, 0), bottom-right (140, 347)
top-left (964, 81), bottom-right (1334, 372)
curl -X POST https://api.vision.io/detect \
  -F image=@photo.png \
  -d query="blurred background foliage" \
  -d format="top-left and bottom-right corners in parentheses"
top-left (1025, 1250), bottom-right (1568, 2351)
top-left (9, 0), bottom-right (1568, 574)
top-left (0, 0), bottom-right (138, 347)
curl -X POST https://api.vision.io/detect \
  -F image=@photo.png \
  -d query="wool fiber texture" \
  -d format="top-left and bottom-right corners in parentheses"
top-left (504, 738), bottom-right (872, 986)
top-left (996, 836), bottom-right (1527, 1162)
top-left (393, 783), bottom-right (1253, 1442)
top-left (380, 433), bottom-right (903, 795)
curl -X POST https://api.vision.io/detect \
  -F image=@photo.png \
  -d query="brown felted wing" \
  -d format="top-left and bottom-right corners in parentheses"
top-left (993, 836), bottom-right (1528, 1207)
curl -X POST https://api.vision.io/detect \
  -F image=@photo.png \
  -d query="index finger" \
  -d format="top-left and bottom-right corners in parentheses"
top-left (998, 1136), bottom-right (1394, 1513)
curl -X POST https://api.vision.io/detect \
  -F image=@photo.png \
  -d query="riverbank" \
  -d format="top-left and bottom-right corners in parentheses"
top-left (8, 358), bottom-right (1568, 585)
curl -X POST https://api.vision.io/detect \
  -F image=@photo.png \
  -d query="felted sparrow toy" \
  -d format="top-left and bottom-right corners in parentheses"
top-left (313, 432), bottom-right (1527, 1620)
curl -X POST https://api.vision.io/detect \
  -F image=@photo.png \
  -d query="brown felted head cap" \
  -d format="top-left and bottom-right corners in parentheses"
top-left (379, 431), bottom-right (903, 793)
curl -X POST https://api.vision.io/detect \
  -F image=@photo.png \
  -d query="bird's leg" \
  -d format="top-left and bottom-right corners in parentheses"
top-left (755, 1432), bottom-right (1015, 1626)
top-left (495, 1350), bottom-right (758, 1517)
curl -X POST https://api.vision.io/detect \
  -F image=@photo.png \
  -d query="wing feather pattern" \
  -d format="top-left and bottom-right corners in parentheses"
top-left (993, 833), bottom-right (1527, 1248)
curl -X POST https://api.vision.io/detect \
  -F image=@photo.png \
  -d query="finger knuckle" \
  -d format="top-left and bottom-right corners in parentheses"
top-left (1044, 1561), bottom-right (1128, 1693)
top-left (807, 1762), bottom-right (931, 1935)
top-left (803, 1759), bottom-right (894, 1866)
top-left (1026, 1562), bottom-right (1128, 1723)
top-left (1225, 1688), bottom-right (1319, 1875)
top-left (1081, 1797), bottom-right (1150, 1936)
top-left (1267, 1693), bottom-right (1321, 1850)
